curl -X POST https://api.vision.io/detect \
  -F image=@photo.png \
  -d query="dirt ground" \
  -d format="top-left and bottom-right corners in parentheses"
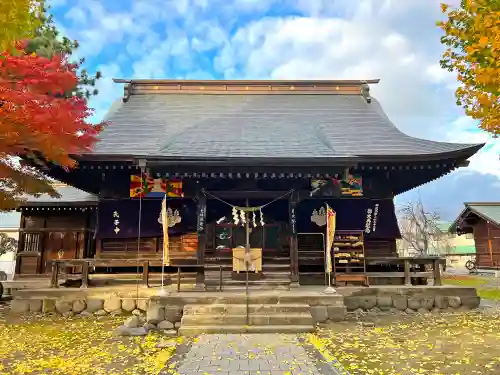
top-left (0, 300), bottom-right (178, 375)
top-left (313, 309), bottom-right (500, 375)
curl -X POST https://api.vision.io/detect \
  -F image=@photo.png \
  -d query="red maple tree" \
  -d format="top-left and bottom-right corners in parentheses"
top-left (0, 43), bottom-right (104, 210)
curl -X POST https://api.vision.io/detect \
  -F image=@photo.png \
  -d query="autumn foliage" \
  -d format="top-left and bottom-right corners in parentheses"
top-left (439, 0), bottom-right (500, 136)
top-left (0, 43), bottom-right (103, 210)
top-left (0, 0), bottom-right (44, 53)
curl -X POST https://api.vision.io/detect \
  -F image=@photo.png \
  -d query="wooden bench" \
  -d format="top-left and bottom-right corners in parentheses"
top-left (365, 257), bottom-right (444, 286)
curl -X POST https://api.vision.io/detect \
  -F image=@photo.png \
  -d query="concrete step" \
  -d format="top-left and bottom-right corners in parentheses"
top-left (183, 303), bottom-right (311, 315)
top-left (181, 313), bottom-right (314, 326)
top-left (178, 324), bottom-right (315, 335)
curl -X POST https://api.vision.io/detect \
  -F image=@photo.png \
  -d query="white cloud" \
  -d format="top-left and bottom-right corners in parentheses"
top-left (57, 0), bottom-right (498, 181)
top-left (88, 63), bottom-right (123, 123)
top-left (215, 12), bottom-right (456, 140)
top-left (445, 116), bottom-right (500, 176)
top-left (64, 7), bottom-right (86, 24)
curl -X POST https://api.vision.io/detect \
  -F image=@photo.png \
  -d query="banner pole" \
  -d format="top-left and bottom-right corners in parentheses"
top-left (158, 194), bottom-right (169, 297)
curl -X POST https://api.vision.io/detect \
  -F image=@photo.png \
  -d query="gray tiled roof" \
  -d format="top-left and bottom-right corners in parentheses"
top-left (91, 94), bottom-right (482, 159)
top-left (450, 203), bottom-right (500, 232)
top-left (467, 203), bottom-right (500, 226)
top-left (22, 184), bottom-right (98, 206)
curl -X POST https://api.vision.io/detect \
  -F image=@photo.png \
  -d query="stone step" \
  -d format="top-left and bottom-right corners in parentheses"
top-left (152, 293), bottom-right (344, 307)
top-left (183, 303), bottom-right (311, 315)
top-left (181, 313), bottom-right (314, 326)
top-left (178, 324), bottom-right (315, 335)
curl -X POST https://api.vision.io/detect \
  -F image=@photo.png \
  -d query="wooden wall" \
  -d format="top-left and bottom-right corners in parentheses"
top-left (16, 210), bottom-right (93, 276)
top-left (473, 220), bottom-right (500, 268)
top-left (364, 239), bottom-right (398, 258)
top-left (96, 233), bottom-right (198, 263)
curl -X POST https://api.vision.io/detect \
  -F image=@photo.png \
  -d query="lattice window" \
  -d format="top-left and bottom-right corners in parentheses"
top-left (22, 233), bottom-right (41, 253)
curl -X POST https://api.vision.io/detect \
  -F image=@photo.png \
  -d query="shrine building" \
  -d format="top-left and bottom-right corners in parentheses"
top-left (14, 79), bottom-right (484, 288)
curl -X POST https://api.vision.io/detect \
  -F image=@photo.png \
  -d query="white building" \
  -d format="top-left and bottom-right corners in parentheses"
top-left (0, 211), bottom-right (21, 280)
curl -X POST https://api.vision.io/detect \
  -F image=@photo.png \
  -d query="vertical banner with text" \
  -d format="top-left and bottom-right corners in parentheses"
top-left (161, 195), bottom-right (171, 266)
top-left (196, 196), bottom-right (207, 234)
top-left (325, 204), bottom-right (336, 273)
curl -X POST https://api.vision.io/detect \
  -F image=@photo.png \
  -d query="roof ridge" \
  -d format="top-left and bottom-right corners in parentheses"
top-left (113, 78), bottom-right (381, 85)
top-left (465, 202), bottom-right (500, 206)
top-left (114, 79), bottom-right (379, 102)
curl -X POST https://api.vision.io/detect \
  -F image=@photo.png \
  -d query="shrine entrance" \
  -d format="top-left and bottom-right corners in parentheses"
top-left (202, 194), bottom-right (293, 289)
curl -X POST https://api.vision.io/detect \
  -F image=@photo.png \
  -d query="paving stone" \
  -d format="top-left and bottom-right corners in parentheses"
top-left (166, 333), bottom-right (330, 374)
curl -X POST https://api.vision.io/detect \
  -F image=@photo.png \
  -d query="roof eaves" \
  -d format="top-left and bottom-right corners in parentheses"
top-left (468, 206), bottom-right (500, 226)
top-left (75, 155), bottom-right (361, 167)
top-left (465, 202), bottom-right (500, 206)
top-left (75, 144), bottom-right (485, 164)
top-left (449, 205), bottom-right (471, 233)
top-left (450, 204), bottom-right (500, 232)
top-left (21, 201), bottom-right (97, 207)
top-left (358, 143), bottom-right (484, 163)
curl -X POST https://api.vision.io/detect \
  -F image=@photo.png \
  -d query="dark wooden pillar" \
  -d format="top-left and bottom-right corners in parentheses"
top-left (15, 214), bottom-right (26, 276)
top-left (289, 191), bottom-right (299, 286)
top-left (196, 191), bottom-right (207, 290)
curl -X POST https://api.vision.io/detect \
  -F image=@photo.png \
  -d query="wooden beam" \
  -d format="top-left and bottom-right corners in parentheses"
top-left (19, 228), bottom-right (95, 233)
top-left (433, 259), bottom-right (442, 286)
top-left (95, 239), bottom-right (102, 259)
top-left (142, 261), bottom-right (149, 288)
top-left (81, 261), bottom-right (89, 288)
top-left (195, 191), bottom-right (206, 289)
top-left (50, 261), bottom-right (59, 288)
top-left (403, 259), bottom-right (411, 286)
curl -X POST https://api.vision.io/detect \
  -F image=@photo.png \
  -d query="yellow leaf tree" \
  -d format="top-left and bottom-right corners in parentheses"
top-left (438, 0), bottom-right (500, 136)
top-left (0, 0), bottom-right (44, 52)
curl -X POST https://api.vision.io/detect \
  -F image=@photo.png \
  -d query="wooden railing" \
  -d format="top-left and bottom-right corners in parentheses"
top-left (364, 256), bottom-right (445, 286)
top-left (49, 259), bottom-right (221, 292)
top-left (50, 256), bottom-right (446, 290)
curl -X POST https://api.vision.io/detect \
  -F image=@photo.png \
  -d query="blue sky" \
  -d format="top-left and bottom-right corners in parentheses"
top-left (47, 0), bottom-right (500, 220)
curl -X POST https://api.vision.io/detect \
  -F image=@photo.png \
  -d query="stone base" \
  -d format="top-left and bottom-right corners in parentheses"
top-left (7, 286), bottom-right (481, 330)
top-left (341, 287), bottom-right (480, 313)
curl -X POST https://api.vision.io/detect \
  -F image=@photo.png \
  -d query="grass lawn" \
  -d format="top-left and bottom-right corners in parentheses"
top-left (309, 312), bottom-right (500, 375)
top-left (0, 303), bottom-right (179, 375)
top-left (443, 274), bottom-right (500, 300)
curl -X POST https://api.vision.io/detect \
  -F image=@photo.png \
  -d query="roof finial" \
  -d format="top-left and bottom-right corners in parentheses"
top-left (360, 81), bottom-right (371, 103)
top-left (123, 83), bottom-right (132, 102)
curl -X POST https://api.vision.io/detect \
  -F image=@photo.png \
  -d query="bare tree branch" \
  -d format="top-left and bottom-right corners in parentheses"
top-left (0, 233), bottom-right (18, 256)
top-left (398, 196), bottom-right (446, 256)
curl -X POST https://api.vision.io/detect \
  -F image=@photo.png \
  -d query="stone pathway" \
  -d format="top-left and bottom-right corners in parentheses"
top-left (166, 333), bottom-right (342, 375)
